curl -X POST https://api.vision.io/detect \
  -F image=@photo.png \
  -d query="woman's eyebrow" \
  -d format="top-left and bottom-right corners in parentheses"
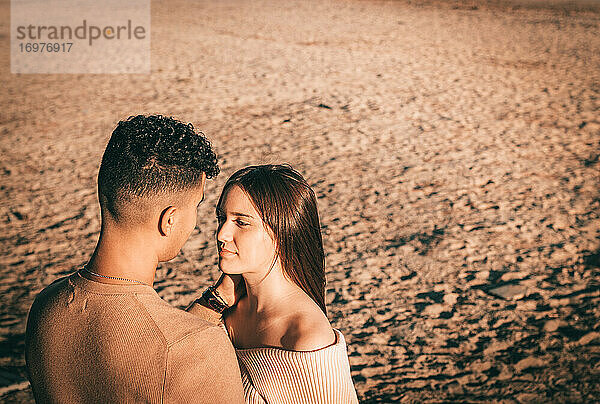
top-left (215, 207), bottom-right (254, 219)
top-left (231, 211), bottom-right (254, 219)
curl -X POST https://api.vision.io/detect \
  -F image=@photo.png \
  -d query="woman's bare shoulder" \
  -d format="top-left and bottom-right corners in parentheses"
top-left (281, 308), bottom-right (335, 351)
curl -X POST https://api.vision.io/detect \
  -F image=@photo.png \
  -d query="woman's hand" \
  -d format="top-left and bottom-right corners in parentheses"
top-left (214, 273), bottom-right (246, 307)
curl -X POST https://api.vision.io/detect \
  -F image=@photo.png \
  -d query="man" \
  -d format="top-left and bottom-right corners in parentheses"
top-left (25, 115), bottom-right (244, 403)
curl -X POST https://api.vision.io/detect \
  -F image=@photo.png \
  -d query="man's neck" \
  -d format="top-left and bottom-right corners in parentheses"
top-left (85, 226), bottom-right (159, 287)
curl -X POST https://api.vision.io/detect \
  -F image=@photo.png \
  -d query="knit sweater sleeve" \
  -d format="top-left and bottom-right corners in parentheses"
top-left (163, 325), bottom-right (244, 403)
top-left (186, 298), bottom-right (223, 325)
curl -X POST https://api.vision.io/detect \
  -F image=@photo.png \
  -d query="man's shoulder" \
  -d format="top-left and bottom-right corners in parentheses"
top-left (133, 293), bottom-right (223, 346)
top-left (29, 274), bottom-right (73, 311)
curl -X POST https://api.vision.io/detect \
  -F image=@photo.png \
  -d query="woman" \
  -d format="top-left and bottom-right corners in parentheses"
top-left (189, 164), bottom-right (358, 403)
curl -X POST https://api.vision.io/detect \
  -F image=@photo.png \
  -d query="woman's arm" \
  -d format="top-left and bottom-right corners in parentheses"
top-left (186, 273), bottom-right (246, 325)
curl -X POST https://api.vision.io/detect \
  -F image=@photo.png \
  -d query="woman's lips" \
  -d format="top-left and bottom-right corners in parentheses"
top-left (219, 248), bottom-right (236, 257)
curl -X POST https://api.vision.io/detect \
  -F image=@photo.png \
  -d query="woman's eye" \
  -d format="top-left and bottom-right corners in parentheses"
top-left (235, 219), bottom-right (249, 227)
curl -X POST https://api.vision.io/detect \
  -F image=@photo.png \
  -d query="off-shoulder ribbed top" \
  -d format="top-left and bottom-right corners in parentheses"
top-left (220, 324), bottom-right (359, 403)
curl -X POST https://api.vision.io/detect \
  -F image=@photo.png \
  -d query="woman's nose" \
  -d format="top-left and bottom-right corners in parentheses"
top-left (217, 221), bottom-right (233, 242)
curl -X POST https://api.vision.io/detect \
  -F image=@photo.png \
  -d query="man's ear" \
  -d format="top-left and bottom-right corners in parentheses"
top-left (158, 206), bottom-right (177, 236)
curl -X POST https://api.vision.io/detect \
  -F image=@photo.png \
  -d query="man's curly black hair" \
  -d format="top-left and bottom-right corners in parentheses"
top-left (98, 115), bottom-right (219, 221)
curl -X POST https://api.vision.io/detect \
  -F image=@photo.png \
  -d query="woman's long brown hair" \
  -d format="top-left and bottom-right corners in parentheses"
top-left (217, 164), bottom-right (327, 315)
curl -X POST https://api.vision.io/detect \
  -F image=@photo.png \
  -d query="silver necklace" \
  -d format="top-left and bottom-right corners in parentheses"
top-left (82, 266), bottom-right (147, 285)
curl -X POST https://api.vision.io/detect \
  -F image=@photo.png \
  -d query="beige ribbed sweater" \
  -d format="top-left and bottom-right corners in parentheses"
top-left (25, 272), bottom-right (244, 403)
top-left (188, 302), bottom-right (359, 403)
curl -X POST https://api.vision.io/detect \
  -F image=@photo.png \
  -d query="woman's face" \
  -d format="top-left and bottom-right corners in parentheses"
top-left (216, 185), bottom-right (277, 276)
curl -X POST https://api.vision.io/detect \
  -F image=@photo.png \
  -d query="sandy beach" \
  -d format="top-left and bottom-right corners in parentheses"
top-left (1, 0), bottom-right (599, 402)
